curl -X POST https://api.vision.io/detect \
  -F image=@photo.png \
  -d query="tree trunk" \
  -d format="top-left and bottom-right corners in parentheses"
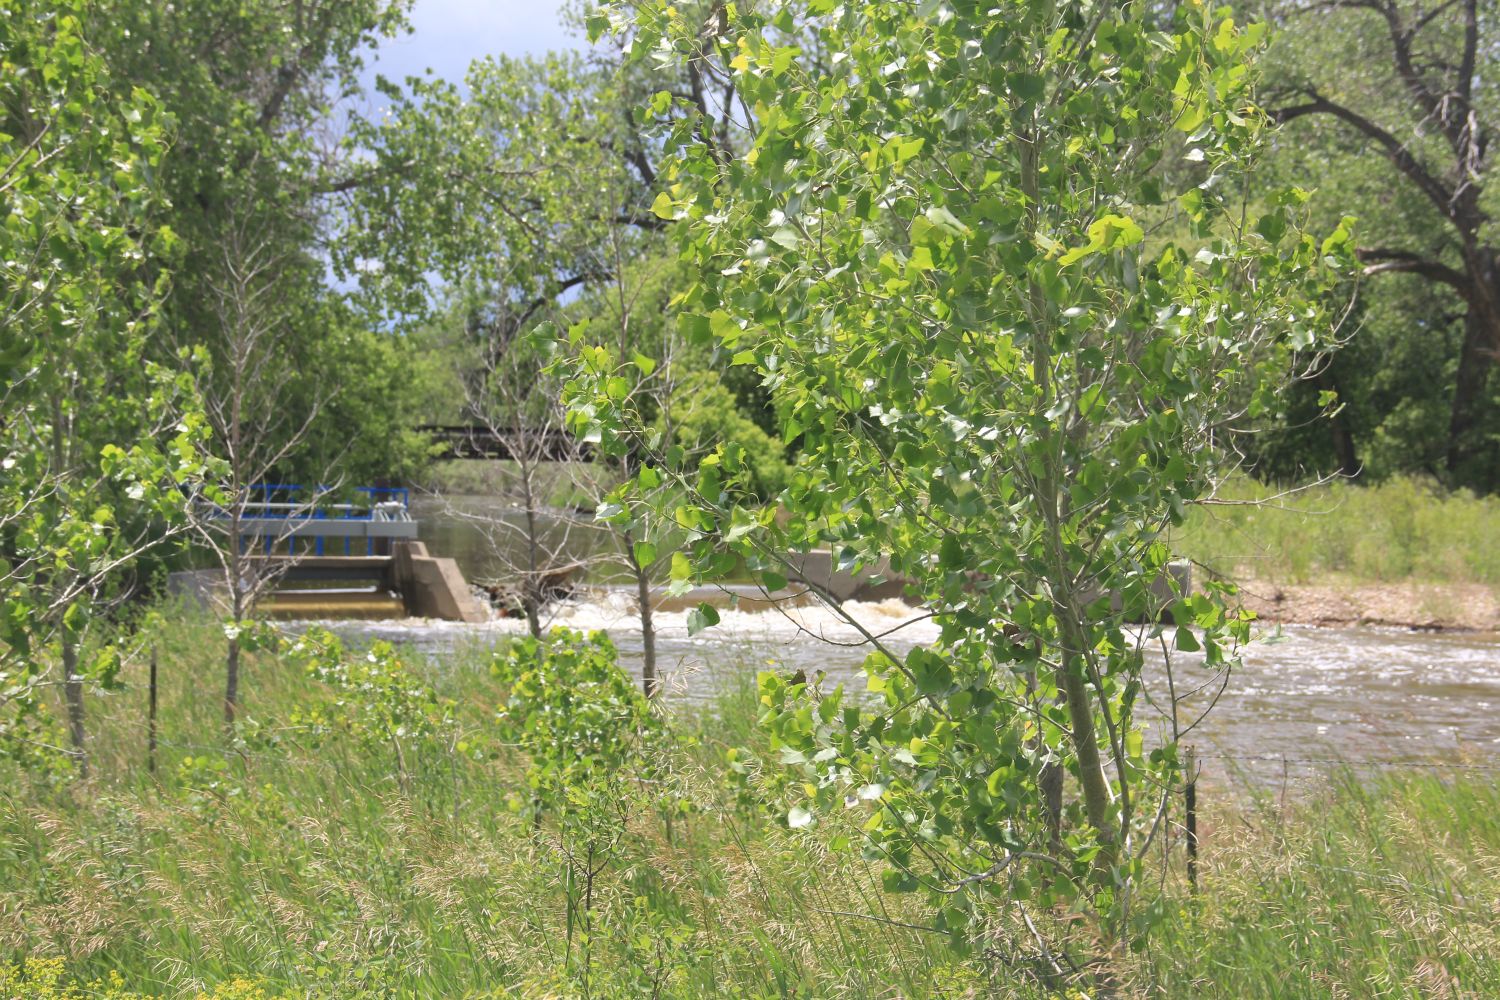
top-left (522, 473), bottom-right (544, 639)
top-left (224, 633), bottom-right (240, 726)
top-left (225, 529), bottom-right (244, 727)
top-left (635, 561), bottom-right (658, 699)
top-left (1018, 122), bottom-right (1117, 853)
top-left (62, 633), bottom-right (87, 776)
top-left (522, 591), bottom-right (542, 640)
top-left (1448, 247), bottom-right (1500, 478)
top-left (1054, 629), bottom-right (1117, 849)
top-left (1315, 368), bottom-right (1360, 479)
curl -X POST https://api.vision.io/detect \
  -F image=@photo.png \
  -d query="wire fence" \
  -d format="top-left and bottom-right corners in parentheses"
top-left (1179, 744), bottom-right (1500, 892)
top-left (1192, 751), bottom-right (1500, 773)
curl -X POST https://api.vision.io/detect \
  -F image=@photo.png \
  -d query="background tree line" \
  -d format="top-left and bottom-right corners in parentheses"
top-left (341, 0), bottom-right (1500, 498)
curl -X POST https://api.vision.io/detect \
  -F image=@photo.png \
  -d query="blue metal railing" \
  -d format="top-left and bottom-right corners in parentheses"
top-left (223, 485), bottom-right (413, 557)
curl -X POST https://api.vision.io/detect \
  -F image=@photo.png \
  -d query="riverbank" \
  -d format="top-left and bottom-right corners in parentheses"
top-left (2, 614), bottom-right (1497, 997)
top-left (1232, 575), bottom-right (1500, 632)
top-left (1175, 474), bottom-right (1500, 583)
top-left (1172, 475), bottom-right (1500, 632)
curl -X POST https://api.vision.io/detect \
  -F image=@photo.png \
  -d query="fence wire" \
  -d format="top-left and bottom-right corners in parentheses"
top-left (1192, 751), bottom-right (1500, 773)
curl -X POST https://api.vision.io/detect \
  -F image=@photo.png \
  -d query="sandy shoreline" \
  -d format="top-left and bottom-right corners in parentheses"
top-left (1231, 576), bottom-right (1500, 633)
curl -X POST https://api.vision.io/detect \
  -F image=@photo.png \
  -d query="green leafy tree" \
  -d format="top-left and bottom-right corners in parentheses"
top-left (654, 371), bottom-right (789, 502)
top-left (341, 50), bottom-right (751, 687)
top-left (0, 0), bottom-right (212, 770)
top-left (1263, 0), bottom-right (1500, 487)
top-left (568, 0), bottom-right (1350, 968)
top-left (90, 0), bottom-right (428, 487)
top-left (488, 628), bottom-right (678, 985)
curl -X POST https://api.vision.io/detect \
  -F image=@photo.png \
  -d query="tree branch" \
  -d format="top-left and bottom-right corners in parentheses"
top-left (1274, 92), bottom-right (1458, 221)
top-left (1356, 247), bottom-right (1472, 294)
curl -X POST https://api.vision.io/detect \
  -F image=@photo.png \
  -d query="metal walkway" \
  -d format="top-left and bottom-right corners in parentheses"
top-left (208, 485), bottom-right (419, 556)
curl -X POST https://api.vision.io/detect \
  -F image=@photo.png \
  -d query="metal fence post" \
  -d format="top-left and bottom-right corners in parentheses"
top-left (1186, 744), bottom-right (1198, 894)
top-left (148, 645), bottom-right (158, 775)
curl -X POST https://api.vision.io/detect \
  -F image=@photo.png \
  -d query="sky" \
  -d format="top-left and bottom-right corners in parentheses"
top-left (360, 0), bottom-right (580, 93)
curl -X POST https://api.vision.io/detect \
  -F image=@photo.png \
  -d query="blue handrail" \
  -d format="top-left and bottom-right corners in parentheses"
top-left (225, 485), bottom-right (413, 557)
top-left (242, 484), bottom-right (409, 518)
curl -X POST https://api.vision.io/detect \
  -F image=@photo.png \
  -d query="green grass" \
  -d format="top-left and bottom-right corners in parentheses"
top-left (0, 615), bottom-right (964, 999)
top-left (1174, 475), bottom-right (1500, 585)
top-left (1133, 769), bottom-right (1500, 997)
top-left (2, 610), bottom-right (1497, 997)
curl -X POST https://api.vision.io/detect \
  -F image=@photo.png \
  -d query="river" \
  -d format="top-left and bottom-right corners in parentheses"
top-left (359, 496), bottom-right (1500, 783)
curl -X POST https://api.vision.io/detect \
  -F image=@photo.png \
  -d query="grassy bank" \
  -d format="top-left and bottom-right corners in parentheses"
top-left (1133, 769), bottom-right (1500, 996)
top-left (1174, 475), bottom-right (1500, 586)
top-left (2, 613), bottom-right (1497, 997)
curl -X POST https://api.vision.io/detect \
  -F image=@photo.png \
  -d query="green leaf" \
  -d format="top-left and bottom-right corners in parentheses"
top-left (650, 191), bottom-right (677, 221)
top-left (687, 602), bottom-right (720, 636)
top-left (1058, 213), bottom-right (1144, 265)
top-left (894, 136), bottom-right (925, 162)
top-left (770, 225), bottom-right (801, 249)
top-left (924, 205), bottom-right (968, 237)
top-left (939, 533), bottom-right (965, 570)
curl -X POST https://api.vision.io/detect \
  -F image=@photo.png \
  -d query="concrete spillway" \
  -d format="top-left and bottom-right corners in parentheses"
top-left (251, 542), bottom-right (488, 622)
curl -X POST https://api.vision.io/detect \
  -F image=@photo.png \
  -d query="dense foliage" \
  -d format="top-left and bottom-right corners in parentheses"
top-left (567, 0), bottom-right (1352, 957)
top-left (91, 0), bottom-right (430, 486)
top-left (1249, 0), bottom-right (1500, 491)
top-left (0, 0), bottom-right (214, 766)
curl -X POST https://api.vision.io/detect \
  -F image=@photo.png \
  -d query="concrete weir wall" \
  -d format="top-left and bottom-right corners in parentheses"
top-left (784, 548), bottom-right (1191, 621)
top-left (168, 542), bottom-right (489, 623)
top-left (391, 541), bottom-right (489, 623)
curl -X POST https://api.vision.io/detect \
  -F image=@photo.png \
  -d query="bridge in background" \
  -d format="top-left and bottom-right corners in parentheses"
top-left (417, 424), bottom-right (588, 462)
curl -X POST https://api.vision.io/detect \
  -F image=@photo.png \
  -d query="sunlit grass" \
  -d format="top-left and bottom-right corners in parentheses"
top-left (2, 610), bottom-right (1496, 996)
top-left (0, 614), bottom-right (961, 998)
top-left (1133, 769), bottom-right (1500, 997)
top-left (1174, 475), bottom-right (1500, 585)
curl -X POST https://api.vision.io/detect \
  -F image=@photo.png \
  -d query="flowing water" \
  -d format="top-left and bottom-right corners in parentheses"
top-left (351, 496), bottom-right (1500, 782)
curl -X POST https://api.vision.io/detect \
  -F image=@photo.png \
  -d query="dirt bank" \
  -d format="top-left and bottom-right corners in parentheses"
top-left (1230, 576), bottom-right (1500, 632)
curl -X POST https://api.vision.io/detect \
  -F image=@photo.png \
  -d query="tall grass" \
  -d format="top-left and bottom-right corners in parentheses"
top-left (1134, 769), bottom-right (1500, 997)
top-left (2, 610), bottom-right (1496, 996)
top-left (0, 614), bottom-right (964, 998)
top-left (1174, 475), bottom-right (1500, 585)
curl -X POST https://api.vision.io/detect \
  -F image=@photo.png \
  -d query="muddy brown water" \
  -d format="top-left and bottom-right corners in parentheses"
top-left (369, 496), bottom-right (1500, 784)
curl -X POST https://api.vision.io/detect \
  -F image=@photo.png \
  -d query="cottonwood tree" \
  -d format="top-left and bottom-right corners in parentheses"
top-left (88, 0), bottom-right (431, 487)
top-left (0, 1), bottom-right (210, 770)
top-left (1265, 0), bottom-right (1499, 483)
top-left (568, 0), bottom-right (1351, 973)
top-left (561, 253), bottom-right (699, 697)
